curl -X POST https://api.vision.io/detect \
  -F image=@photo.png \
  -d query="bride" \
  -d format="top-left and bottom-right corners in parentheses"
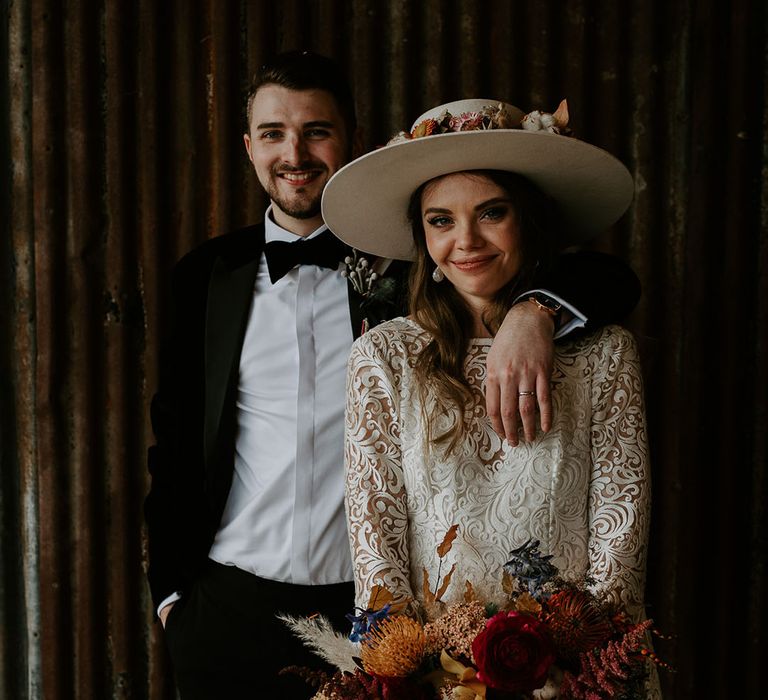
top-left (323, 99), bottom-right (658, 694)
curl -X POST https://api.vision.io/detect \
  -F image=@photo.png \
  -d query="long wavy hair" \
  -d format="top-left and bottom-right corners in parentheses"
top-left (407, 169), bottom-right (561, 452)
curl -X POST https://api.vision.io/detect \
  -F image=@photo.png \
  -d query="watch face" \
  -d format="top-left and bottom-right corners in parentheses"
top-left (532, 293), bottom-right (562, 313)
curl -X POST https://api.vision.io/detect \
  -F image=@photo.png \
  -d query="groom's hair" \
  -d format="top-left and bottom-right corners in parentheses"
top-left (245, 50), bottom-right (357, 137)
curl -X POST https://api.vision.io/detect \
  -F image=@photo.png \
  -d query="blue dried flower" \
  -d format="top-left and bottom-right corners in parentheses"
top-left (503, 539), bottom-right (559, 599)
top-left (346, 604), bottom-right (391, 643)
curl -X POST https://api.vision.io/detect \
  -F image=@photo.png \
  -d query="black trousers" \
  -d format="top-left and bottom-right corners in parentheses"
top-left (163, 560), bottom-right (355, 699)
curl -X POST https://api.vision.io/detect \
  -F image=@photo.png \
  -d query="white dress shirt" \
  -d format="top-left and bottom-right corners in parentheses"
top-left (207, 207), bottom-right (355, 585)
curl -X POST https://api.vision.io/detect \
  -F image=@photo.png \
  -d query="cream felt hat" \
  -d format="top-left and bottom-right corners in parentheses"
top-left (322, 99), bottom-right (634, 261)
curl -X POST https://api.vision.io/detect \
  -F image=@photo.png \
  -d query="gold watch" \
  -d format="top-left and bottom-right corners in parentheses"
top-left (527, 292), bottom-right (562, 319)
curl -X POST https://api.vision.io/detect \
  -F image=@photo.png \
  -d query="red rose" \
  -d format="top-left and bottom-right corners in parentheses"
top-left (471, 611), bottom-right (556, 693)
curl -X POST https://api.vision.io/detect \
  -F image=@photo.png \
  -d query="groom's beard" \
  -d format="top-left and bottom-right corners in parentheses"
top-left (263, 161), bottom-right (329, 221)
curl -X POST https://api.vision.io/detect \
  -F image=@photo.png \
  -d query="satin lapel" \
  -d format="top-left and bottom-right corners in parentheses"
top-left (204, 256), bottom-right (259, 470)
top-left (347, 279), bottom-right (365, 339)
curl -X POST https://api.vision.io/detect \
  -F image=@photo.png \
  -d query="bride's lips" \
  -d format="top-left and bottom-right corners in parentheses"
top-left (450, 255), bottom-right (497, 272)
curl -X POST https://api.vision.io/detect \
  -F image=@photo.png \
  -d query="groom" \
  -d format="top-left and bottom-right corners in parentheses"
top-left (144, 50), bottom-right (640, 698)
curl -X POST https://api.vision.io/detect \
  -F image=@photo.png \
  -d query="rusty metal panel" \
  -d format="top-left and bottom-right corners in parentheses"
top-left (4, 1), bottom-right (39, 699)
top-left (1, 1), bottom-right (767, 697)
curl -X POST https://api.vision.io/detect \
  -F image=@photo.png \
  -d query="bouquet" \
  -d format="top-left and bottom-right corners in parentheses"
top-left (281, 528), bottom-right (666, 699)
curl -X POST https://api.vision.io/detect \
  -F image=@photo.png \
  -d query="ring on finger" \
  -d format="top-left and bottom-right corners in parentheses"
top-left (518, 390), bottom-right (536, 397)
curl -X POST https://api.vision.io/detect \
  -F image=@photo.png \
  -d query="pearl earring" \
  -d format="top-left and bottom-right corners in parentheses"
top-left (432, 267), bottom-right (445, 283)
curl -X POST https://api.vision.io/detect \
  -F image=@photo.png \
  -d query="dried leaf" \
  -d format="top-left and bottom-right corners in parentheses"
top-left (436, 524), bottom-right (459, 558)
top-left (390, 599), bottom-right (409, 615)
top-left (514, 592), bottom-right (542, 615)
top-left (553, 98), bottom-right (569, 127)
top-left (422, 567), bottom-right (435, 606)
top-left (463, 580), bottom-right (477, 603)
top-left (502, 570), bottom-right (515, 596)
top-left (366, 584), bottom-right (410, 615)
top-left (435, 563), bottom-right (457, 602)
top-left (424, 597), bottom-right (445, 621)
top-left (367, 585), bottom-right (394, 612)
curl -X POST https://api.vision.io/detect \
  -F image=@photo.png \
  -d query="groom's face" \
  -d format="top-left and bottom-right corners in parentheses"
top-left (244, 84), bottom-right (351, 235)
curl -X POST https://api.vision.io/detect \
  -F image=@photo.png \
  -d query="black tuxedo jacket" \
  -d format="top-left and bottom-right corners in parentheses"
top-left (144, 224), bottom-right (387, 608)
top-left (144, 223), bottom-right (640, 609)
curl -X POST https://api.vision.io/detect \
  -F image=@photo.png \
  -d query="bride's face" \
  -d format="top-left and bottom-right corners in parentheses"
top-left (421, 172), bottom-right (522, 312)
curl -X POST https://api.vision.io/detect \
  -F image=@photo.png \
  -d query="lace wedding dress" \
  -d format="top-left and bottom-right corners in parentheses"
top-left (345, 317), bottom-right (651, 613)
top-left (345, 318), bottom-right (662, 697)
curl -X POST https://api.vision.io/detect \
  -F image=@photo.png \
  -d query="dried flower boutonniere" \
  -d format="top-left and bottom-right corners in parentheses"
top-left (341, 250), bottom-right (403, 334)
top-left (341, 250), bottom-right (379, 297)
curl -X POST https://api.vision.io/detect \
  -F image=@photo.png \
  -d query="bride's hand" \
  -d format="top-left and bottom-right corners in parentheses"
top-left (486, 302), bottom-right (555, 446)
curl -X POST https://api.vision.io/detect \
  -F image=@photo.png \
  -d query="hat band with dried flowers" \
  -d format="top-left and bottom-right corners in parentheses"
top-left (388, 99), bottom-right (572, 146)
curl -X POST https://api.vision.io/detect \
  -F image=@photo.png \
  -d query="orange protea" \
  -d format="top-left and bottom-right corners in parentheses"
top-left (544, 589), bottom-right (613, 659)
top-left (361, 615), bottom-right (426, 677)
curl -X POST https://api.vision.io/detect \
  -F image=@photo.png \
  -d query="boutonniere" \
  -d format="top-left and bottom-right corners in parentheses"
top-left (342, 250), bottom-right (399, 304)
top-left (341, 250), bottom-right (402, 333)
top-left (341, 250), bottom-right (380, 297)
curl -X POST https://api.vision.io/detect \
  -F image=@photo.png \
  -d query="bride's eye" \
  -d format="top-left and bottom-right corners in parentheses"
top-left (426, 215), bottom-right (452, 227)
top-left (481, 206), bottom-right (507, 222)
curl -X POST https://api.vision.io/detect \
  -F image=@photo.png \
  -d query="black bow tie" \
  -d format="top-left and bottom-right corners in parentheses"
top-left (264, 230), bottom-right (348, 284)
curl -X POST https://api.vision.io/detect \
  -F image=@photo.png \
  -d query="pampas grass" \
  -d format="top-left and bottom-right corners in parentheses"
top-left (278, 614), bottom-right (360, 674)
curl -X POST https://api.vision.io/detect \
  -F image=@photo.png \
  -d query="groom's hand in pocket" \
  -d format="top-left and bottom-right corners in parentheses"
top-left (159, 602), bottom-right (175, 629)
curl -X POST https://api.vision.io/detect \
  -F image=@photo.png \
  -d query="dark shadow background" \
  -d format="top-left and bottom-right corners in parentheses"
top-left (2, 1), bottom-right (766, 698)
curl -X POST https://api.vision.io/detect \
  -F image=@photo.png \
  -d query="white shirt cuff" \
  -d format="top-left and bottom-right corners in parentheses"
top-left (513, 288), bottom-right (587, 340)
top-left (157, 591), bottom-right (181, 618)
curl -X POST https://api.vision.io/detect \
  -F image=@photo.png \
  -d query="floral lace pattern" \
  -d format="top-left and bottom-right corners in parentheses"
top-left (344, 318), bottom-right (651, 625)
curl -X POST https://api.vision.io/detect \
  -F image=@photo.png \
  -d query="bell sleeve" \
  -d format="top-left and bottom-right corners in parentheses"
top-left (587, 326), bottom-right (652, 621)
top-left (344, 330), bottom-right (413, 610)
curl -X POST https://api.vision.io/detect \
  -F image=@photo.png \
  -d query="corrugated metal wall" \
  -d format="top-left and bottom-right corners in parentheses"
top-left (2, 0), bottom-right (766, 697)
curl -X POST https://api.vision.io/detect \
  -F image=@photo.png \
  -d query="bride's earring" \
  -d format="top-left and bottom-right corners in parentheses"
top-left (432, 267), bottom-right (445, 283)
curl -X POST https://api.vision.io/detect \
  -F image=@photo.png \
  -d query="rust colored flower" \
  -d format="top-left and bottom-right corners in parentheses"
top-left (309, 667), bottom-right (432, 700)
top-left (559, 619), bottom-right (654, 699)
top-left (411, 119), bottom-right (438, 139)
top-left (361, 615), bottom-right (426, 677)
top-left (471, 611), bottom-right (555, 693)
top-left (544, 589), bottom-right (613, 660)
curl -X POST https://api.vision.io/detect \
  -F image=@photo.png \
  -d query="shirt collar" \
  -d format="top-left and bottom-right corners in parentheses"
top-left (264, 205), bottom-right (329, 244)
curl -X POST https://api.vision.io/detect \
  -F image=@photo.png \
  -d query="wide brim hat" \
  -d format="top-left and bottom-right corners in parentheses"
top-left (322, 99), bottom-right (634, 261)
